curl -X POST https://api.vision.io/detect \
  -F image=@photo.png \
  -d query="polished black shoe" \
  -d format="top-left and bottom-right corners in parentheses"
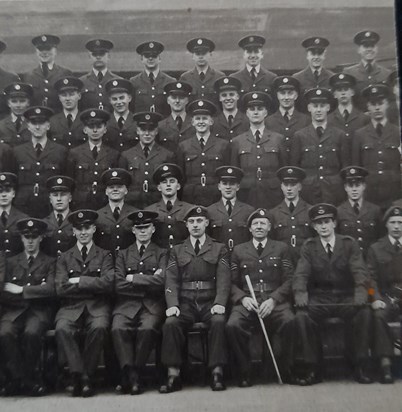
top-left (130, 378), bottom-right (143, 395)
top-left (380, 365), bottom-right (394, 384)
top-left (1, 380), bottom-right (22, 396)
top-left (30, 384), bottom-right (47, 397)
top-left (355, 366), bottom-right (373, 384)
top-left (210, 373), bottom-right (226, 391)
top-left (295, 371), bottom-right (317, 386)
top-left (239, 376), bottom-right (252, 388)
top-left (159, 376), bottom-right (182, 394)
top-left (82, 380), bottom-right (94, 398)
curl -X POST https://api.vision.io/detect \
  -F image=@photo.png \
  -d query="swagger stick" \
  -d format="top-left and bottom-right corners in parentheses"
top-left (245, 274), bottom-right (283, 384)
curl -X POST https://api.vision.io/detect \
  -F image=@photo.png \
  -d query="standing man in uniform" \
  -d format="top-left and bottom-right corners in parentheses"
top-left (212, 76), bottom-right (249, 143)
top-left (293, 37), bottom-right (334, 96)
top-left (230, 35), bottom-right (276, 95)
top-left (80, 39), bottom-right (122, 112)
top-left (160, 206), bottom-right (230, 393)
top-left (290, 88), bottom-right (349, 206)
top-left (226, 208), bottom-right (295, 386)
top-left (207, 166), bottom-right (254, 252)
top-left (41, 175), bottom-right (76, 258)
top-left (266, 76), bottom-right (309, 155)
top-left (367, 205), bottom-right (402, 384)
top-left (292, 203), bottom-right (372, 385)
top-left (0, 172), bottom-right (28, 257)
top-left (177, 99), bottom-right (229, 206)
top-left (130, 41), bottom-right (175, 116)
top-left (147, 163), bottom-right (192, 249)
top-left (0, 218), bottom-right (55, 396)
top-left (112, 210), bottom-right (167, 395)
top-left (55, 210), bottom-right (114, 397)
top-left (328, 73), bottom-right (369, 145)
top-left (0, 82), bottom-right (32, 147)
top-left (352, 84), bottom-right (401, 209)
top-left (95, 168), bottom-right (137, 256)
top-left (67, 108), bottom-right (120, 210)
top-left (231, 91), bottom-right (287, 209)
top-left (119, 112), bottom-right (174, 209)
top-left (337, 166), bottom-right (381, 258)
top-left (13, 106), bottom-right (68, 218)
top-left (22, 34), bottom-right (72, 111)
top-left (104, 78), bottom-right (138, 152)
top-left (269, 166), bottom-right (314, 265)
top-left (50, 77), bottom-right (86, 148)
top-left (179, 38), bottom-right (224, 107)
top-left (158, 81), bottom-right (193, 152)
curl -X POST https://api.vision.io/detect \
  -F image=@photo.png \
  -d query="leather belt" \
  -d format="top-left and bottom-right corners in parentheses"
top-left (249, 282), bottom-right (273, 293)
top-left (182, 281), bottom-right (215, 290)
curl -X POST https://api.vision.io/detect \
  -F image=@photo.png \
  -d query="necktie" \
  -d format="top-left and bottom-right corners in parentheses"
top-left (57, 213), bottom-right (63, 226)
top-left (199, 137), bottom-right (205, 149)
top-left (118, 116), bottom-right (125, 130)
top-left (366, 62), bottom-right (373, 74)
top-left (176, 116), bottom-right (183, 131)
top-left (81, 245), bottom-right (88, 261)
top-left (28, 255), bottom-right (34, 267)
top-left (139, 244), bottom-right (145, 257)
top-left (149, 72), bottom-right (155, 84)
top-left (35, 143), bottom-right (42, 157)
top-left (255, 130), bottom-right (261, 143)
top-left (257, 242), bottom-right (264, 256)
top-left (326, 243), bottom-right (332, 259)
top-left (314, 70), bottom-right (319, 83)
top-left (228, 114), bottom-right (234, 129)
top-left (97, 71), bottom-right (103, 83)
top-left (250, 68), bottom-right (257, 82)
top-left (42, 62), bottom-right (49, 78)
top-left (316, 126), bottom-right (324, 138)
top-left (199, 72), bottom-right (205, 82)
top-left (194, 239), bottom-right (201, 255)
top-left (284, 111), bottom-right (290, 123)
top-left (353, 202), bottom-right (360, 215)
top-left (166, 200), bottom-right (173, 211)
top-left (289, 202), bottom-right (295, 213)
top-left (226, 200), bottom-right (232, 216)
top-left (1, 211), bottom-right (7, 226)
top-left (67, 114), bottom-right (73, 129)
top-left (376, 123), bottom-right (383, 137)
top-left (15, 116), bottom-right (22, 132)
top-left (143, 145), bottom-right (150, 158)
top-left (92, 146), bottom-right (98, 159)
top-left (113, 206), bottom-right (120, 221)
top-left (343, 109), bottom-right (349, 122)
top-left (394, 240), bottom-right (401, 253)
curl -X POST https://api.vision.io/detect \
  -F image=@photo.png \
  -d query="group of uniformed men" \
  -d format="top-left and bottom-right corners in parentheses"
top-left (0, 29), bottom-right (400, 397)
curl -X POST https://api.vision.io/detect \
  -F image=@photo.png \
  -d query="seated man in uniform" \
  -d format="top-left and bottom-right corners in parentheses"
top-left (95, 168), bottom-right (137, 257)
top-left (55, 210), bottom-right (114, 397)
top-left (160, 206), bottom-right (230, 393)
top-left (207, 166), bottom-right (254, 252)
top-left (367, 205), bottom-right (402, 384)
top-left (0, 218), bottom-right (55, 396)
top-left (0, 82), bottom-right (32, 147)
top-left (157, 81), bottom-right (193, 152)
top-left (337, 166), bottom-right (381, 258)
top-left (226, 208), bottom-right (295, 387)
top-left (41, 175), bottom-right (76, 258)
top-left (269, 166), bottom-right (314, 265)
top-left (112, 210), bottom-right (166, 395)
top-left (147, 163), bottom-right (192, 249)
top-left (50, 76), bottom-right (86, 148)
top-left (293, 203), bottom-right (371, 385)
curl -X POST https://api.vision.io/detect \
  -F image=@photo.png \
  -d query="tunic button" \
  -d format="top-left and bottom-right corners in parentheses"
top-left (319, 176), bottom-right (324, 180)
top-left (256, 145), bottom-right (260, 149)
top-left (116, 225), bottom-right (120, 228)
top-left (94, 171), bottom-right (98, 175)
top-left (145, 171), bottom-right (149, 175)
top-left (58, 230), bottom-right (62, 234)
top-left (27, 283), bottom-right (30, 286)
top-left (291, 216), bottom-right (295, 220)
top-left (259, 260), bottom-right (262, 263)
top-left (36, 162), bottom-right (40, 166)
top-left (98, 84), bottom-right (102, 89)
top-left (116, 235), bottom-right (120, 239)
top-left (139, 261), bottom-right (143, 265)
top-left (291, 226), bottom-right (296, 229)
top-left (318, 145), bottom-right (322, 148)
top-left (44, 88), bottom-right (48, 92)
top-left (285, 127), bottom-right (289, 131)
top-left (257, 156), bottom-right (261, 159)
top-left (44, 80), bottom-right (49, 84)
top-left (228, 228), bottom-right (232, 232)
top-left (99, 93), bottom-right (103, 97)
top-left (259, 269), bottom-right (263, 273)
top-left (356, 220), bottom-right (360, 224)
top-left (378, 151), bottom-right (382, 155)
top-left (357, 229), bottom-right (362, 232)
top-left (57, 240), bottom-right (61, 243)
top-left (201, 85), bottom-right (205, 89)
top-left (201, 163), bottom-right (205, 167)
top-left (358, 237), bottom-right (363, 241)
top-left (168, 225), bottom-right (172, 229)
top-left (94, 162), bottom-right (99, 166)
top-left (28, 273), bottom-right (31, 277)
top-left (201, 152), bottom-right (205, 156)
top-left (68, 132), bottom-right (72, 136)
top-left (345, 124), bottom-right (348, 127)
top-left (4, 230), bottom-right (8, 233)
top-left (167, 215), bottom-right (172, 219)
top-left (228, 219), bottom-right (232, 222)
top-left (145, 162), bottom-right (149, 166)
top-left (319, 155), bottom-right (323, 159)
top-left (36, 172), bottom-right (40, 176)
top-left (151, 95), bottom-right (155, 98)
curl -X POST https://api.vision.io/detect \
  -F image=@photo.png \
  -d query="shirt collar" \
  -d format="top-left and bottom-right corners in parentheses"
top-left (338, 104), bottom-right (353, 115)
top-left (252, 238), bottom-right (267, 249)
top-left (64, 108), bottom-right (78, 120)
top-left (312, 120), bottom-right (327, 130)
top-left (196, 132), bottom-right (210, 143)
top-left (310, 67), bottom-right (322, 75)
top-left (45, 62), bottom-right (55, 70)
top-left (320, 235), bottom-right (336, 251)
top-left (223, 109), bottom-right (238, 120)
top-left (371, 119), bottom-right (387, 128)
top-left (285, 198), bottom-right (299, 207)
top-left (136, 240), bottom-right (150, 251)
top-left (0, 205), bottom-right (11, 215)
top-left (190, 234), bottom-right (206, 249)
top-left (53, 210), bottom-right (69, 220)
top-left (279, 106), bottom-right (294, 117)
top-left (246, 64), bottom-right (260, 74)
top-left (25, 251), bottom-right (39, 260)
top-left (388, 235), bottom-right (402, 245)
top-left (172, 113), bottom-right (186, 121)
top-left (93, 68), bottom-right (108, 77)
top-left (32, 137), bottom-right (47, 149)
top-left (250, 125), bottom-right (265, 137)
top-left (348, 198), bottom-right (362, 208)
top-left (145, 68), bottom-right (160, 78)
top-left (197, 67), bottom-right (209, 76)
top-left (222, 197), bottom-right (236, 207)
top-left (109, 201), bottom-right (124, 211)
top-left (140, 141), bottom-right (155, 151)
top-left (89, 141), bottom-right (102, 151)
top-left (77, 241), bottom-right (93, 252)
top-left (162, 195), bottom-right (177, 205)
top-left (114, 111), bottom-right (129, 122)
top-left (11, 113), bottom-right (22, 122)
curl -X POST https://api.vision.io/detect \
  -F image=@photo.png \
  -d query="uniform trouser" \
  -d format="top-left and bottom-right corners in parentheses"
top-left (112, 307), bottom-right (164, 369)
top-left (371, 300), bottom-right (401, 358)
top-left (55, 311), bottom-right (109, 376)
top-left (225, 302), bottom-right (295, 376)
top-left (161, 299), bottom-right (227, 369)
top-left (294, 295), bottom-right (371, 365)
top-left (0, 311), bottom-right (48, 382)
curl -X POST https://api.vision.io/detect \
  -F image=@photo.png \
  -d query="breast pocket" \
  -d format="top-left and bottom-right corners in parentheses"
top-left (184, 154), bottom-right (199, 176)
top-left (361, 144), bottom-right (376, 167)
top-left (238, 147), bottom-right (253, 169)
top-left (323, 146), bottom-right (340, 169)
top-left (206, 153), bottom-right (224, 171)
top-left (262, 146), bottom-right (280, 170)
top-left (43, 163), bottom-right (59, 180)
top-left (75, 163), bottom-right (91, 183)
top-left (18, 164), bottom-right (32, 185)
top-left (300, 145), bottom-right (317, 168)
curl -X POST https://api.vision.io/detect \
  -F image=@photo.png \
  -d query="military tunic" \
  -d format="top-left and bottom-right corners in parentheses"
top-left (112, 242), bottom-right (167, 369)
top-left (212, 111), bottom-right (249, 143)
top-left (104, 113), bottom-right (138, 152)
top-left (0, 68), bottom-right (20, 119)
top-left (41, 212), bottom-right (75, 258)
top-left (0, 206), bottom-right (28, 256)
top-left (230, 129), bottom-right (288, 209)
top-left (292, 67), bottom-right (334, 96)
top-left (230, 67), bottom-right (276, 95)
top-left (119, 143), bottom-right (175, 209)
top-left (157, 115), bottom-right (193, 153)
top-left (0, 115), bottom-right (30, 147)
top-left (49, 112), bottom-right (86, 148)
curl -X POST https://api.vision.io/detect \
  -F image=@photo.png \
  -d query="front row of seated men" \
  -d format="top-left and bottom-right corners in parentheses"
top-left (0, 195), bottom-right (401, 397)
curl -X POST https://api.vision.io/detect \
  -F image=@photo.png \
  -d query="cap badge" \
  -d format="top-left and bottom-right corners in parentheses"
top-left (145, 114), bottom-right (151, 120)
top-left (57, 178), bottom-right (63, 184)
top-left (162, 165), bottom-right (169, 171)
top-left (350, 168), bottom-right (356, 174)
top-left (95, 40), bottom-right (101, 46)
top-left (35, 108), bottom-right (41, 114)
top-left (249, 36), bottom-right (254, 42)
top-left (287, 168), bottom-right (293, 173)
top-left (149, 42), bottom-right (154, 48)
top-left (393, 208), bottom-right (401, 215)
top-left (177, 83), bottom-right (182, 88)
top-left (15, 84), bottom-right (21, 90)
top-left (316, 89), bottom-right (322, 95)
top-left (196, 207), bottom-right (202, 213)
top-left (314, 38), bottom-right (320, 44)
top-left (259, 210), bottom-right (265, 216)
top-left (112, 171), bottom-right (118, 177)
top-left (41, 35), bottom-right (47, 42)
top-left (138, 212), bottom-right (143, 218)
top-left (0, 175), bottom-right (5, 181)
top-left (90, 111), bottom-right (96, 117)
top-left (63, 79), bottom-right (69, 84)
top-left (198, 101), bottom-right (204, 107)
top-left (112, 80), bottom-right (118, 86)
top-left (283, 78), bottom-right (289, 83)
top-left (227, 168), bottom-right (233, 174)
top-left (372, 87), bottom-right (377, 93)
top-left (252, 93), bottom-right (258, 99)
top-left (339, 74), bottom-right (344, 79)
top-left (78, 212), bottom-right (83, 218)
top-left (27, 220), bottom-right (34, 227)
top-left (223, 78), bottom-right (229, 84)
top-left (318, 207), bottom-right (325, 214)
top-left (197, 39), bottom-right (203, 45)
top-left (365, 32), bottom-right (371, 37)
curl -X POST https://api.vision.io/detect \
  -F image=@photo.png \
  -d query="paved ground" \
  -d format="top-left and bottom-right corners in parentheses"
top-left (1, 381), bottom-right (401, 412)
